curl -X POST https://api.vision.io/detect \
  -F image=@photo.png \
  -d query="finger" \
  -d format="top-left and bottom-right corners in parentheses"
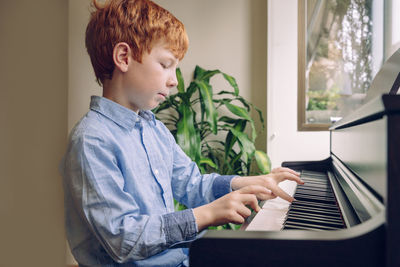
top-left (257, 192), bottom-right (276, 201)
top-left (253, 187), bottom-right (272, 200)
top-left (277, 172), bottom-right (304, 184)
top-left (251, 187), bottom-right (275, 200)
top-left (273, 167), bottom-right (301, 176)
top-left (236, 204), bottom-right (252, 218)
top-left (238, 185), bottom-right (270, 196)
top-left (268, 183), bottom-right (294, 203)
top-left (280, 167), bottom-right (301, 177)
top-left (239, 193), bottom-right (260, 212)
top-left (229, 212), bottom-right (246, 224)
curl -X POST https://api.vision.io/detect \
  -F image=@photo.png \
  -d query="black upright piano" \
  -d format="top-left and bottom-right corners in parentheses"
top-left (189, 51), bottom-right (400, 267)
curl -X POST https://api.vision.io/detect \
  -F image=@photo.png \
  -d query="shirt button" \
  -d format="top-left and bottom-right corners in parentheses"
top-left (154, 169), bottom-right (159, 175)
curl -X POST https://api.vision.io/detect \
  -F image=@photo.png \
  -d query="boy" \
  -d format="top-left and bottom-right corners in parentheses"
top-left (60, 0), bottom-right (303, 266)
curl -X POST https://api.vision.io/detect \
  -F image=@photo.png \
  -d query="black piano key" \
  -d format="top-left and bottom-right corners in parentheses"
top-left (294, 190), bottom-right (335, 199)
top-left (294, 197), bottom-right (336, 204)
top-left (296, 187), bottom-right (333, 194)
top-left (290, 206), bottom-right (339, 216)
top-left (284, 221), bottom-right (340, 231)
top-left (285, 216), bottom-right (344, 229)
top-left (296, 183), bottom-right (331, 190)
top-left (288, 207), bottom-right (342, 218)
top-left (302, 171), bottom-right (328, 177)
top-left (282, 171), bottom-right (346, 231)
top-left (285, 218), bottom-right (344, 230)
top-left (292, 199), bottom-right (339, 209)
top-left (289, 206), bottom-right (341, 217)
top-left (296, 184), bottom-right (332, 190)
top-left (297, 184), bottom-right (330, 190)
top-left (283, 224), bottom-right (324, 231)
top-left (294, 195), bottom-right (336, 205)
top-left (287, 211), bottom-right (344, 225)
top-left (300, 178), bottom-right (328, 183)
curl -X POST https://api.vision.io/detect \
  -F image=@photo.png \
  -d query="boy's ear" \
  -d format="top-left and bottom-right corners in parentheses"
top-left (113, 42), bottom-right (131, 73)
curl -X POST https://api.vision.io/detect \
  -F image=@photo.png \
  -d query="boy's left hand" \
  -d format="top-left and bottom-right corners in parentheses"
top-left (230, 167), bottom-right (304, 203)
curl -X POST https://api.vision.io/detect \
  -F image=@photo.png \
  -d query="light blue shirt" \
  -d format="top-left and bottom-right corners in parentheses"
top-left (60, 96), bottom-right (236, 267)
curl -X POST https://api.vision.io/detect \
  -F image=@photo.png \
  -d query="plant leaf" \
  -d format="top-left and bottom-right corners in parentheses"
top-left (174, 199), bottom-right (187, 211)
top-left (224, 120), bottom-right (246, 160)
top-left (217, 90), bottom-right (236, 96)
top-left (194, 65), bottom-right (206, 80)
top-left (196, 80), bottom-right (218, 135)
top-left (224, 102), bottom-right (252, 121)
top-left (200, 157), bottom-right (218, 169)
top-left (176, 105), bottom-right (201, 162)
top-left (201, 70), bottom-right (221, 82)
top-left (224, 101), bottom-right (257, 141)
top-left (222, 73), bottom-right (239, 96)
top-left (152, 96), bottom-right (173, 113)
top-left (229, 126), bottom-right (255, 163)
top-left (218, 116), bottom-right (239, 124)
top-left (176, 68), bottom-right (185, 93)
top-left (194, 65), bottom-right (220, 83)
top-left (195, 66), bottom-right (239, 96)
top-left (254, 150), bottom-right (271, 174)
top-left (186, 81), bottom-right (198, 99)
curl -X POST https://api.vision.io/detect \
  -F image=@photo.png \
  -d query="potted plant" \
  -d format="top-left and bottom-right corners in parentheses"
top-left (153, 65), bottom-right (271, 229)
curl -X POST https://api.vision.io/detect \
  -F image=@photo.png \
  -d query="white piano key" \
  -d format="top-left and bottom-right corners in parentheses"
top-left (245, 180), bottom-right (297, 231)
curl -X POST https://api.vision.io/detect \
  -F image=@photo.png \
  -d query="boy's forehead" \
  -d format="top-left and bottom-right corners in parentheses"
top-left (150, 40), bottom-right (179, 61)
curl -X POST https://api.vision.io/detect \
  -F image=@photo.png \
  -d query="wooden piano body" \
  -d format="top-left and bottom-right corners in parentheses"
top-left (189, 94), bottom-right (400, 267)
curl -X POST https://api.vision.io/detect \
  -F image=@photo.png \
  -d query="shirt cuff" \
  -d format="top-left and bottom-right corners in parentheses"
top-left (212, 175), bottom-right (238, 199)
top-left (162, 209), bottom-right (198, 247)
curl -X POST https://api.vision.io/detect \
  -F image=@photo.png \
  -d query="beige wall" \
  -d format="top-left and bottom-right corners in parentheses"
top-left (0, 1), bottom-right (67, 266)
top-left (68, 0), bottom-right (102, 132)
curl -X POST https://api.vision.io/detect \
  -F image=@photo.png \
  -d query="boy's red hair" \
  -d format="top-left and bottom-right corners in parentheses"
top-left (85, 0), bottom-right (189, 85)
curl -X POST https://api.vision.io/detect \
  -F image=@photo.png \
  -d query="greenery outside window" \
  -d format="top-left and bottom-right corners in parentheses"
top-left (298, 0), bottom-right (399, 131)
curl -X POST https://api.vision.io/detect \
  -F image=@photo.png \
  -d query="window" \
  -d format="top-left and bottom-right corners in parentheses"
top-left (298, 0), bottom-right (399, 131)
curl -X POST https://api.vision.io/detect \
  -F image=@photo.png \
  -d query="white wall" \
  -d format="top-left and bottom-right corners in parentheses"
top-left (0, 1), bottom-right (67, 266)
top-left (267, 0), bottom-right (330, 168)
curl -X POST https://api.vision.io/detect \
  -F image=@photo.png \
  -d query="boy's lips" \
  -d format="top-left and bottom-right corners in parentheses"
top-left (158, 92), bottom-right (168, 98)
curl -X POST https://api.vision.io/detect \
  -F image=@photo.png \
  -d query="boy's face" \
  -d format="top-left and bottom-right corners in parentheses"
top-left (121, 41), bottom-right (179, 112)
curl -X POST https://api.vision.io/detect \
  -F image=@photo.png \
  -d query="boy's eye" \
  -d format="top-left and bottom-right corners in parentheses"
top-left (160, 62), bottom-right (168, 69)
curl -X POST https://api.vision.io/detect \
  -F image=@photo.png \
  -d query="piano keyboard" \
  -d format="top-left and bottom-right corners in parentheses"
top-left (283, 170), bottom-right (345, 231)
top-left (245, 170), bottom-right (345, 231)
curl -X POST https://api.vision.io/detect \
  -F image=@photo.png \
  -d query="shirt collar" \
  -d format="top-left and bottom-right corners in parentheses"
top-left (89, 96), bottom-right (156, 131)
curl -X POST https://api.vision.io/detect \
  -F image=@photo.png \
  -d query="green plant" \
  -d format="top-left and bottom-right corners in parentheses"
top-left (153, 65), bottom-right (271, 229)
top-left (307, 87), bottom-right (340, 111)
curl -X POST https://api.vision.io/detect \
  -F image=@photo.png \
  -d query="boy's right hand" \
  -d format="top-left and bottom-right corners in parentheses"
top-left (192, 185), bottom-right (272, 231)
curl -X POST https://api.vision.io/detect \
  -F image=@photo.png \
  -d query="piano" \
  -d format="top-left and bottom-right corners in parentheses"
top-left (189, 50), bottom-right (400, 267)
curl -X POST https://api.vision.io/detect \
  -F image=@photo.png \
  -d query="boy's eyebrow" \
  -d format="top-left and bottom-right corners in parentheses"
top-left (164, 55), bottom-right (179, 66)
top-left (160, 48), bottom-right (179, 63)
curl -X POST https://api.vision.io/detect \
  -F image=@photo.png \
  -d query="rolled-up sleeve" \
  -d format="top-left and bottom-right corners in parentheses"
top-left (212, 175), bottom-right (237, 199)
top-left (163, 209), bottom-right (198, 246)
top-left (64, 133), bottom-right (198, 263)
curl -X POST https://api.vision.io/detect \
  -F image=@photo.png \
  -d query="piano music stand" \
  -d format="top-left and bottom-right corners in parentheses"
top-left (389, 72), bottom-right (400, 95)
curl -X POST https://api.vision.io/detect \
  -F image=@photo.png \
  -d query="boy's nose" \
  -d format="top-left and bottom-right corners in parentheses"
top-left (167, 73), bottom-right (178, 88)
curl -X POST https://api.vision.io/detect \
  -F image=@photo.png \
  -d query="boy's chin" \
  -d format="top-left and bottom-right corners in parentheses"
top-left (150, 99), bottom-right (166, 109)
top-left (143, 102), bottom-right (161, 111)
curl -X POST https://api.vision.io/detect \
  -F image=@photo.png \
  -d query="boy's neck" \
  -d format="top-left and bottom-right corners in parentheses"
top-left (102, 77), bottom-right (140, 114)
